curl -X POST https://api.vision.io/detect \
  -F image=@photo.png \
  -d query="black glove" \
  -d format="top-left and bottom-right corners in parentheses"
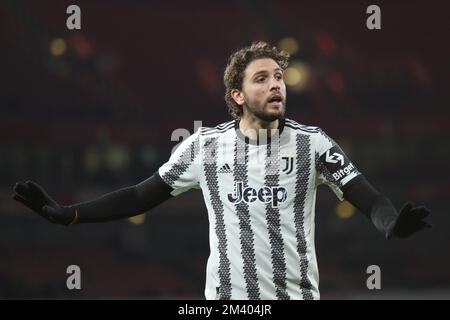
top-left (386, 202), bottom-right (432, 239)
top-left (12, 180), bottom-right (77, 225)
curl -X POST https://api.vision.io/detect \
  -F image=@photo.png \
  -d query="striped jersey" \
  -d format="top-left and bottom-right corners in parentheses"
top-left (158, 118), bottom-right (361, 300)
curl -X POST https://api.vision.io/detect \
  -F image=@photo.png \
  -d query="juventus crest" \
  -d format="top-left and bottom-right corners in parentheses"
top-left (281, 156), bottom-right (294, 174)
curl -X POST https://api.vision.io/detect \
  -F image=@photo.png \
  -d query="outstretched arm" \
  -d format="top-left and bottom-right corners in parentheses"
top-left (343, 176), bottom-right (431, 239)
top-left (12, 172), bottom-right (173, 225)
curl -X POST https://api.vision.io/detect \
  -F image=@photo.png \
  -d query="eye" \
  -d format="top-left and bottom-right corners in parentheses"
top-left (275, 73), bottom-right (283, 80)
top-left (256, 77), bottom-right (266, 83)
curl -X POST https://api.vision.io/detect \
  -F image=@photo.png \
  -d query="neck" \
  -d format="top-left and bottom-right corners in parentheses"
top-left (239, 113), bottom-right (280, 140)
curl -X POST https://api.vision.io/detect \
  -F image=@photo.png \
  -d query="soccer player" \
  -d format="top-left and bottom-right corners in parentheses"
top-left (12, 42), bottom-right (430, 300)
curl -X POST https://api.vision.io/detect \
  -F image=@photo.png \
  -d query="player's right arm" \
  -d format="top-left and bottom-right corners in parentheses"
top-left (13, 128), bottom-right (201, 225)
top-left (12, 173), bottom-right (173, 225)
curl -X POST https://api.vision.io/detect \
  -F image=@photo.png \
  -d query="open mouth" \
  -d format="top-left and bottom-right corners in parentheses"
top-left (267, 95), bottom-right (283, 106)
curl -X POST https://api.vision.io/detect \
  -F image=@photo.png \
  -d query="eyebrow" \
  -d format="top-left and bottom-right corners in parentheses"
top-left (252, 68), bottom-right (283, 78)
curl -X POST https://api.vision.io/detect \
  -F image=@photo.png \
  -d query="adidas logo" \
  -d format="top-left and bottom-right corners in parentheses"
top-left (218, 163), bottom-right (232, 173)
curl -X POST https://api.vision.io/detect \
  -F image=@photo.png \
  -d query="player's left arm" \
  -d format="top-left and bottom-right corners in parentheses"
top-left (343, 177), bottom-right (432, 239)
top-left (315, 129), bottom-right (431, 239)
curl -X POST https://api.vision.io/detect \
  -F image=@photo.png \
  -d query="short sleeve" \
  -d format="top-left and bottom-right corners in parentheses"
top-left (158, 129), bottom-right (201, 196)
top-left (315, 129), bottom-right (361, 200)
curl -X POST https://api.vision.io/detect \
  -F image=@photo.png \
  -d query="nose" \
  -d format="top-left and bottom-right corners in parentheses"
top-left (270, 79), bottom-right (281, 92)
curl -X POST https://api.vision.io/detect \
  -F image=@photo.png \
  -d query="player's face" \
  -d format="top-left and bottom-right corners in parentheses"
top-left (239, 58), bottom-right (286, 122)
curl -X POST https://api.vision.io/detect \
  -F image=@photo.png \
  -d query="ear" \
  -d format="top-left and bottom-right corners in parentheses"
top-left (231, 89), bottom-right (245, 106)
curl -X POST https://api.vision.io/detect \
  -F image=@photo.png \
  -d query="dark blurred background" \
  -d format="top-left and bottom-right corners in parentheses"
top-left (1, 0), bottom-right (449, 299)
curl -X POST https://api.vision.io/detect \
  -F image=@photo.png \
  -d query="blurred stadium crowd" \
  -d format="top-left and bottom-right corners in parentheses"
top-left (0, 0), bottom-right (449, 299)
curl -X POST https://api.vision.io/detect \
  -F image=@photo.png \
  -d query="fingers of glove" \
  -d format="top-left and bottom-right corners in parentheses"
top-left (13, 182), bottom-right (33, 198)
top-left (26, 181), bottom-right (47, 196)
top-left (25, 180), bottom-right (55, 205)
top-left (408, 221), bottom-right (432, 236)
top-left (388, 218), bottom-right (431, 239)
top-left (12, 193), bottom-right (44, 214)
top-left (409, 207), bottom-right (430, 220)
top-left (399, 202), bottom-right (413, 216)
top-left (13, 193), bottom-right (34, 210)
top-left (418, 220), bottom-right (432, 229)
top-left (397, 220), bottom-right (430, 238)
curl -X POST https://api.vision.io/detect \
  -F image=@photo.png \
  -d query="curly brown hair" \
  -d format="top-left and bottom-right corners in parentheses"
top-left (223, 41), bottom-right (290, 119)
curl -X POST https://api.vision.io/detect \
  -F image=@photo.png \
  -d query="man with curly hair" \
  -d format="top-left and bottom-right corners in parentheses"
top-left (13, 41), bottom-right (431, 300)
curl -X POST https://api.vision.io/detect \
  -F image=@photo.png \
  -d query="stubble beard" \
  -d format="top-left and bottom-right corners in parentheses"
top-left (245, 100), bottom-right (286, 122)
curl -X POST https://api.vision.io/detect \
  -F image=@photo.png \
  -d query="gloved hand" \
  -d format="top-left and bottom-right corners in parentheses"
top-left (12, 180), bottom-right (77, 225)
top-left (386, 202), bottom-right (431, 239)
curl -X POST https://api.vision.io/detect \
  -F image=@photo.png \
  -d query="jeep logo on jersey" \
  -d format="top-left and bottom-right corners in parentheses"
top-left (227, 182), bottom-right (287, 207)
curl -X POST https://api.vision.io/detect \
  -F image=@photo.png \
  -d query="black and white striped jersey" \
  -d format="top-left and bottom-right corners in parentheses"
top-left (158, 118), bottom-right (361, 300)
